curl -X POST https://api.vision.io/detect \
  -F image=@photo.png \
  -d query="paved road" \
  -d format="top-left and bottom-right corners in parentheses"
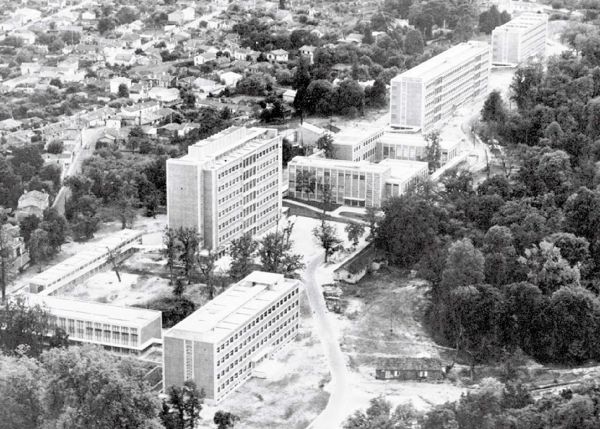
top-left (303, 254), bottom-right (350, 429)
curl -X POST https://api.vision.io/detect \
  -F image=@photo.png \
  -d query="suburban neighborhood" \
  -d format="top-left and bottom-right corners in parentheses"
top-left (1, 0), bottom-right (600, 428)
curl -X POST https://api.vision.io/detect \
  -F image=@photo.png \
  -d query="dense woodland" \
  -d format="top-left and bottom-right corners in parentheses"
top-left (374, 28), bottom-right (600, 367)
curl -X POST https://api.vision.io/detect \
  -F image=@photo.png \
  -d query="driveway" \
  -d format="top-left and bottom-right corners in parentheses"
top-left (303, 254), bottom-right (351, 429)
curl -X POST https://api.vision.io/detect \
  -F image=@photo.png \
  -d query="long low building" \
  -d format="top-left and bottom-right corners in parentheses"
top-left (25, 294), bottom-right (162, 355)
top-left (378, 131), bottom-right (459, 165)
top-left (29, 229), bottom-right (143, 295)
top-left (163, 271), bottom-right (301, 404)
top-left (287, 156), bottom-right (428, 208)
top-left (331, 126), bottom-right (385, 162)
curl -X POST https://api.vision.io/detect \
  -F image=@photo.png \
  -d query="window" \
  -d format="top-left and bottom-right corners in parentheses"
top-left (184, 340), bottom-right (193, 381)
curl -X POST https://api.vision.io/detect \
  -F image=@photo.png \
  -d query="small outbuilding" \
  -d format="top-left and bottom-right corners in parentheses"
top-left (375, 357), bottom-right (445, 381)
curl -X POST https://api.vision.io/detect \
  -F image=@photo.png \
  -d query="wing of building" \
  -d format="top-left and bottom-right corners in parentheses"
top-left (491, 13), bottom-right (548, 66)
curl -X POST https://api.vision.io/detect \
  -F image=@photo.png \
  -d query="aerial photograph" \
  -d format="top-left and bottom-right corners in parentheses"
top-left (0, 0), bottom-right (598, 427)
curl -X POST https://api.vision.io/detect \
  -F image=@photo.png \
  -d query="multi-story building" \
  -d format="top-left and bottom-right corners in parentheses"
top-left (25, 294), bottom-right (162, 355)
top-left (378, 131), bottom-right (459, 165)
top-left (163, 271), bottom-right (301, 404)
top-left (29, 229), bottom-right (143, 295)
top-left (491, 13), bottom-right (548, 66)
top-left (167, 127), bottom-right (282, 252)
top-left (390, 41), bottom-right (490, 132)
top-left (287, 156), bottom-right (428, 208)
top-left (331, 127), bottom-right (385, 162)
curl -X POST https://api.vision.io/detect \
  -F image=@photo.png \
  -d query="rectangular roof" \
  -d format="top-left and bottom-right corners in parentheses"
top-left (380, 158), bottom-right (429, 183)
top-left (165, 271), bottom-right (299, 343)
top-left (391, 41), bottom-right (489, 82)
top-left (25, 294), bottom-right (161, 328)
top-left (290, 156), bottom-right (390, 174)
top-left (493, 12), bottom-right (548, 34)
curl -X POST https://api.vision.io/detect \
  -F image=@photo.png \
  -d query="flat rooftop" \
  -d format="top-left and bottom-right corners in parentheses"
top-left (380, 158), bottom-right (429, 183)
top-left (165, 271), bottom-right (299, 343)
top-left (381, 130), bottom-right (457, 150)
top-left (25, 294), bottom-right (161, 328)
top-left (291, 156), bottom-right (390, 174)
top-left (30, 229), bottom-right (143, 288)
top-left (494, 12), bottom-right (548, 34)
top-left (391, 41), bottom-right (489, 82)
top-left (333, 125), bottom-right (384, 146)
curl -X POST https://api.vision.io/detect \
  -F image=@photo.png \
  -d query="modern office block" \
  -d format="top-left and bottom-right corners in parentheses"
top-left (331, 127), bottom-right (385, 162)
top-left (29, 229), bottom-right (143, 295)
top-left (25, 294), bottom-right (162, 354)
top-left (167, 127), bottom-right (282, 252)
top-left (287, 156), bottom-right (428, 208)
top-left (163, 271), bottom-right (301, 404)
top-left (390, 41), bottom-right (490, 132)
top-left (491, 13), bottom-right (548, 66)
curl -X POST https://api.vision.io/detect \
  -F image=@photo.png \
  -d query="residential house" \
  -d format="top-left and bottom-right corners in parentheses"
top-left (0, 119), bottom-right (22, 133)
top-left (299, 45), bottom-right (316, 64)
top-left (13, 30), bottom-right (37, 45)
top-left (267, 49), bottom-right (289, 63)
top-left (193, 51), bottom-right (217, 66)
top-left (374, 357), bottom-right (445, 381)
top-left (1, 224), bottom-right (29, 272)
top-left (121, 33), bottom-right (142, 50)
top-left (168, 7), bottom-right (195, 25)
top-left (148, 87), bottom-right (180, 105)
top-left (219, 71), bottom-right (242, 87)
top-left (233, 47), bottom-right (259, 62)
top-left (16, 190), bottom-right (50, 222)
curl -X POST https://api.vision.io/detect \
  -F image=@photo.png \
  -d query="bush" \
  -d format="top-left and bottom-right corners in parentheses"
top-left (46, 140), bottom-right (64, 154)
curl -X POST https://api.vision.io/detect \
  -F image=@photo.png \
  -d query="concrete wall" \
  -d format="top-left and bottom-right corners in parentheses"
top-left (140, 316), bottom-right (162, 346)
top-left (193, 340), bottom-right (215, 401)
top-left (167, 159), bottom-right (201, 232)
top-left (163, 336), bottom-right (185, 389)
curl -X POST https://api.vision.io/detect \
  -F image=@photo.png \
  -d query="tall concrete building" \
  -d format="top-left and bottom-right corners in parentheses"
top-left (167, 127), bottom-right (282, 252)
top-left (389, 41), bottom-right (490, 132)
top-left (491, 13), bottom-right (548, 66)
top-left (163, 271), bottom-right (301, 404)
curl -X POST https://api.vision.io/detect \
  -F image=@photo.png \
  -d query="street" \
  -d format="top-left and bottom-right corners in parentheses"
top-left (303, 254), bottom-right (351, 429)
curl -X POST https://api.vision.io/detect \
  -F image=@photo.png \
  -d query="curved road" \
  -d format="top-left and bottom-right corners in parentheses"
top-left (303, 254), bottom-right (350, 429)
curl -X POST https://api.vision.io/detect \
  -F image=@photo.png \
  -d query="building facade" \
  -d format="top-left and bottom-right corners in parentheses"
top-left (167, 127), bottom-right (282, 252)
top-left (163, 272), bottom-right (301, 404)
top-left (26, 294), bottom-right (162, 355)
top-left (390, 41), bottom-right (490, 132)
top-left (331, 127), bottom-right (385, 162)
top-left (491, 13), bottom-right (548, 66)
top-left (287, 156), bottom-right (428, 208)
top-left (377, 131), bottom-right (459, 165)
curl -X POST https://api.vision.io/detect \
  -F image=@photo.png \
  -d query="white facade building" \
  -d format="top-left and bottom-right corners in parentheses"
top-left (389, 41), bottom-right (490, 132)
top-left (167, 127), bottom-right (282, 252)
top-left (331, 127), bottom-right (385, 162)
top-left (163, 272), bottom-right (301, 403)
top-left (491, 13), bottom-right (548, 66)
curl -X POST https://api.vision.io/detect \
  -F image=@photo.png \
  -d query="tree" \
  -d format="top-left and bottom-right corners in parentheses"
top-left (214, 410), bottom-right (239, 429)
top-left (0, 224), bottom-right (15, 303)
top-left (440, 238), bottom-right (485, 293)
top-left (68, 195), bottom-right (101, 241)
top-left (19, 214), bottom-right (40, 247)
top-left (424, 131), bottom-right (442, 172)
top-left (258, 229), bottom-right (304, 275)
top-left (28, 228), bottom-right (51, 270)
top-left (162, 381), bottom-right (204, 429)
top-left (345, 222), bottom-right (365, 246)
top-left (313, 220), bottom-right (342, 262)
top-left (229, 232), bottom-right (258, 280)
top-left (364, 206), bottom-right (381, 240)
top-left (40, 208), bottom-right (67, 252)
top-left (0, 296), bottom-right (49, 357)
top-left (481, 90), bottom-right (506, 123)
top-left (510, 64), bottom-right (543, 111)
top-left (118, 83), bottom-right (130, 98)
top-left (176, 228), bottom-right (199, 284)
top-left (198, 250), bottom-right (217, 299)
top-left (404, 29), bottom-right (424, 55)
top-left (163, 227), bottom-right (181, 285)
top-left (98, 17), bottom-right (115, 34)
top-left (46, 140), bottom-right (64, 154)
top-left (521, 241), bottom-right (580, 294)
top-left (344, 396), bottom-right (419, 429)
top-left (316, 133), bottom-right (335, 158)
top-left (41, 346), bottom-right (163, 428)
top-left (116, 6), bottom-right (137, 24)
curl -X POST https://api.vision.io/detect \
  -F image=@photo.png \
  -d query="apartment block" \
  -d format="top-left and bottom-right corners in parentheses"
top-left (491, 13), bottom-right (548, 66)
top-left (29, 229), bottom-right (143, 295)
top-left (288, 156), bottom-right (428, 208)
top-left (331, 127), bottom-right (385, 162)
top-left (163, 271), bottom-right (301, 404)
top-left (167, 127), bottom-right (282, 252)
top-left (390, 41), bottom-right (490, 132)
top-left (25, 294), bottom-right (162, 355)
top-left (378, 131), bottom-right (459, 165)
